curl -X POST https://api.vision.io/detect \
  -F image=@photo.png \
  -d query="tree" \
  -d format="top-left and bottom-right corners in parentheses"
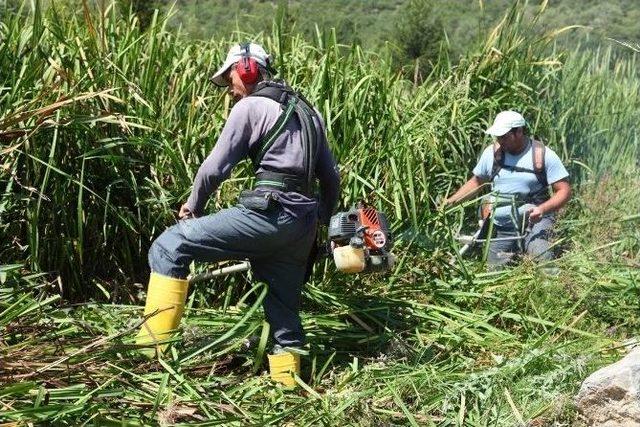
top-left (120, 0), bottom-right (165, 30)
top-left (392, 0), bottom-right (445, 82)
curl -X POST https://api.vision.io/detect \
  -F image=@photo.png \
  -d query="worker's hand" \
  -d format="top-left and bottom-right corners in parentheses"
top-left (527, 205), bottom-right (545, 224)
top-left (178, 204), bottom-right (194, 220)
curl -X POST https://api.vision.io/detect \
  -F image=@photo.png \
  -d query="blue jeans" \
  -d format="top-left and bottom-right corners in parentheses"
top-left (488, 215), bottom-right (555, 268)
top-left (148, 203), bottom-right (317, 347)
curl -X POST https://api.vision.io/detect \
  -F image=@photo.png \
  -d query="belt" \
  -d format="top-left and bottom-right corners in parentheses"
top-left (254, 171), bottom-right (312, 196)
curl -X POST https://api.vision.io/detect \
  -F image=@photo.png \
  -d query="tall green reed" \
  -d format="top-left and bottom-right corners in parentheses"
top-left (0, 0), bottom-right (638, 298)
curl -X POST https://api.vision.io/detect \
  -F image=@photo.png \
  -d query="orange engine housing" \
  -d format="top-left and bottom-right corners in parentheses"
top-left (327, 206), bottom-right (393, 252)
top-left (359, 208), bottom-right (388, 250)
top-left (327, 206), bottom-right (395, 274)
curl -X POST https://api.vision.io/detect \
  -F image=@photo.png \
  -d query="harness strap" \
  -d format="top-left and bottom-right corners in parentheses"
top-left (500, 164), bottom-right (539, 174)
top-left (531, 139), bottom-right (547, 187)
top-left (491, 138), bottom-right (548, 188)
top-left (490, 141), bottom-right (503, 182)
top-left (248, 80), bottom-right (320, 195)
top-left (254, 170), bottom-right (310, 195)
top-left (250, 97), bottom-right (297, 169)
top-left (295, 100), bottom-right (319, 194)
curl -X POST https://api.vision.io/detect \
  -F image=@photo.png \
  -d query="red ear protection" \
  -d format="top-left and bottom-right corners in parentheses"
top-left (236, 43), bottom-right (260, 84)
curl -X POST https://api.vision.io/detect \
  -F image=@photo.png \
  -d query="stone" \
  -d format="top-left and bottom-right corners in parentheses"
top-left (575, 346), bottom-right (640, 426)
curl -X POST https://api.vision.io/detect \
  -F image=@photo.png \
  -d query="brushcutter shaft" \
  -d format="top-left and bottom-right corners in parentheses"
top-left (456, 235), bottom-right (526, 245)
top-left (188, 261), bottom-right (251, 284)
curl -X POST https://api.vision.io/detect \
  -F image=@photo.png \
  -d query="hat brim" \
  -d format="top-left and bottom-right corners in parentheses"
top-left (484, 125), bottom-right (512, 137)
top-left (210, 58), bottom-right (237, 87)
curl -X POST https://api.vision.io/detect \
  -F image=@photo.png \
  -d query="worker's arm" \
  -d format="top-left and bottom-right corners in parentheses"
top-left (314, 113), bottom-right (340, 225)
top-left (527, 178), bottom-right (571, 223)
top-left (445, 175), bottom-right (488, 206)
top-left (181, 101), bottom-right (252, 218)
top-left (445, 145), bottom-right (493, 207)
top-left (527, 148), bottom-right (571, 223)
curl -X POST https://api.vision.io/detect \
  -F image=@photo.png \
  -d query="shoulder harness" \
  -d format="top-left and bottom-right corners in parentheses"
top-left (248, 80), bottom-right (320, 196)
top-left (491, 138), bottom-right (548, 188)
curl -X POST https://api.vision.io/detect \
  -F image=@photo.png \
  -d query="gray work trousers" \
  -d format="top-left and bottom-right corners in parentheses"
top-left (488, 215), bottom-right (555, 268)
top-left (148, 203), bottom-right (317, 347)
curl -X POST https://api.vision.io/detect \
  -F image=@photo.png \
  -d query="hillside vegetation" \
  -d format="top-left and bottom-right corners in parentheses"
top-left (144, 0), bottom-right (640, 59)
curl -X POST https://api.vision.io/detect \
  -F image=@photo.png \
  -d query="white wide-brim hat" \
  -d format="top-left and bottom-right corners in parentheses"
top-left (485, 111), bottom-right (527, 136)
top-left (210, 42), bottom-right (272, 87)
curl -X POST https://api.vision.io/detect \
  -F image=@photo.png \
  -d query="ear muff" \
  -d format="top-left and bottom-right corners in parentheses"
top-left (236, 43), bottom-right (260, 84)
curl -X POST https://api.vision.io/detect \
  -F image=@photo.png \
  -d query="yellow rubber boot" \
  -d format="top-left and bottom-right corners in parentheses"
top-left (135, 272), bottom-right (189, 352)
top-left (268, 351), bottom-right (300, 388)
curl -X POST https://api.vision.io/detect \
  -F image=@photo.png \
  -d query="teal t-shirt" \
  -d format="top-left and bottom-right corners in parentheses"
top-left (473, 139), bottom-right (569, 227)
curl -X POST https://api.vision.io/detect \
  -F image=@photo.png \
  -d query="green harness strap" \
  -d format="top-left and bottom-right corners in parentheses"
top-left (248, 80), bottom-right (320, 195)
top-left (251, 97), bottom-right (298, 169)
top-left (254, 179), bottom-right (286, 189)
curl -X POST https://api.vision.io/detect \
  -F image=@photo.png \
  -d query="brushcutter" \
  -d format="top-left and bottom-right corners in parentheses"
top-left (327, 204), bottom-right (396, 274)
top-left (188, 205), bottom-right (396, 283)
top-left (453, 203), bottom-right (535, 259)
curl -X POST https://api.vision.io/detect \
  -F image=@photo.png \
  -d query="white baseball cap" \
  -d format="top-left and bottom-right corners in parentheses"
top-left (484, 111), bottom-right (527, 137)
top-left (210, 42), bottom-right (273, 87)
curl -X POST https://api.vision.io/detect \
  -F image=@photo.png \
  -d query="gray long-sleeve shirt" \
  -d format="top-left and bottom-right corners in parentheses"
top-left (186, 94), bottom-right (340, 223)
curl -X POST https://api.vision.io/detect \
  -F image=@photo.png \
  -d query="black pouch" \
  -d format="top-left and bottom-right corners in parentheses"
top-left (238, 190), bottom-right (273, 211)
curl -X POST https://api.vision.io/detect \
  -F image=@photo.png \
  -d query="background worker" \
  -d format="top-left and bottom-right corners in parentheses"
top-left (136, 42), bottom-right (340, 386)
top-left (445, 110), bottom-right (571, 268)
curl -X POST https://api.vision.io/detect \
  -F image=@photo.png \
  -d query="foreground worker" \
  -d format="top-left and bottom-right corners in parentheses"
top-left (445, 110), bottom-right (571, 268)
top-left (136, 42), bottom-right (340, 386)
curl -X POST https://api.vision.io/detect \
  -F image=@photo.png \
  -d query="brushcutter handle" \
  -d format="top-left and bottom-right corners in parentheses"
top-left (518, 203), bottom-right (537, 233)
top-left (178, 203), bottom-right (195, 220)
top-left (526, 205), bottom-right (544, 224)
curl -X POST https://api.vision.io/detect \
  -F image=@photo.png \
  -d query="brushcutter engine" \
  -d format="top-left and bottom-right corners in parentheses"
top-left (328, 206), bottom-right (395, 274)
